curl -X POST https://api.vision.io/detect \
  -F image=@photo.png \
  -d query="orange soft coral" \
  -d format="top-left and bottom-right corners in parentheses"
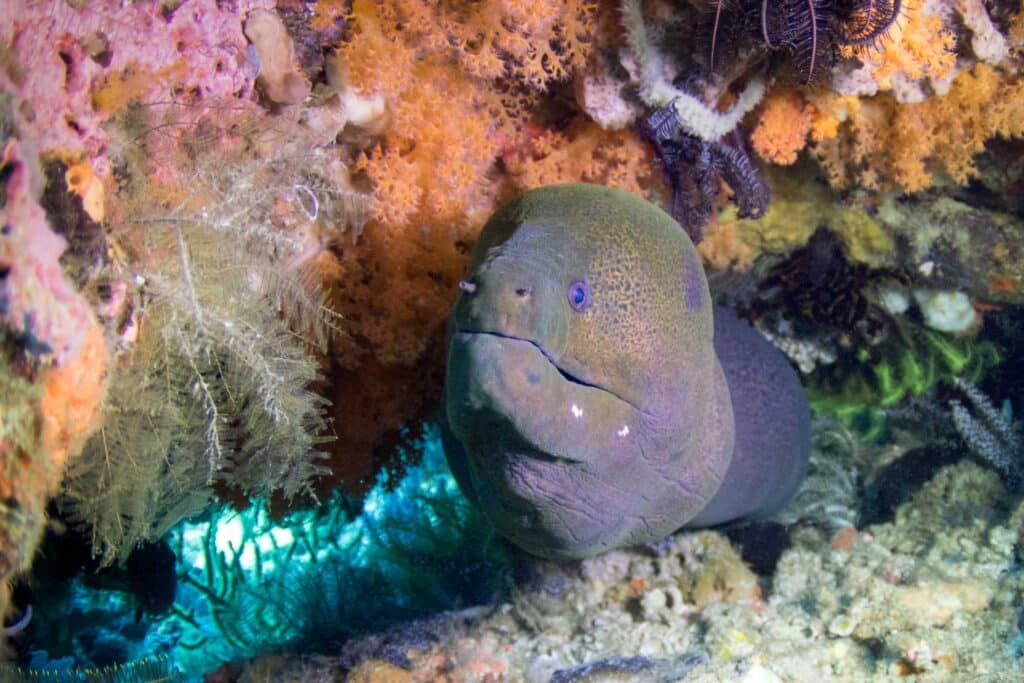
top-left (751, 90), bottom-right (815, 165)
top-left (341, 0), bottom-right (595, 96)
top-left (840, 0), bottom-right (957, 93)
top-left (811, 63), bottom-right (1024, 191)
top-left (797, 0), bottom-right (1024, 192)
top-left (341, 0), bottom-right (599, 237)
top-left (504, 120), bottom-right (662, 199)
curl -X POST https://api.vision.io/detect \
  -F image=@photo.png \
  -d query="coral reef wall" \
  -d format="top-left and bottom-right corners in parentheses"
top-left (3, 0), bottom-right (1024, 665)
top-left (0, 131), bottom-right (107, 650)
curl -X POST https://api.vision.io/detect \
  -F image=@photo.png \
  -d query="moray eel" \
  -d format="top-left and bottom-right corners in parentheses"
top-left (442, 184), bottom-right (810, 559)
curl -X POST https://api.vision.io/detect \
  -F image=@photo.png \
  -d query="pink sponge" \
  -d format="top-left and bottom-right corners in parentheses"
top-left (1, 0), bottom-right (265, 169)
top-left (0, 139), bottom-right (94, 368)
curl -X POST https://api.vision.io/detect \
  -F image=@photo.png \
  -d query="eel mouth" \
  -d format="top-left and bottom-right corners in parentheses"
top-left (452, 329), bottom-right (641, 412)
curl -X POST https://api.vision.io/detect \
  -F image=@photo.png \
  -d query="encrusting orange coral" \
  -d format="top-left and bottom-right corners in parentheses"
top-left (39, 324), bottom-right (108, 482)
top-left (0, 147), bottom-right (107, 643)
top-left (0, 321), bottom-right (105, 642)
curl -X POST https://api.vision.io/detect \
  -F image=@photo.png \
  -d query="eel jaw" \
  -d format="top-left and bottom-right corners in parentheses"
top-left (452, 329), bottom-right (642, 412)
top-left (445, 330), bottom-right (643, 468)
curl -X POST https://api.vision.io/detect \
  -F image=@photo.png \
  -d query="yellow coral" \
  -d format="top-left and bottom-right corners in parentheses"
top-left (698, 219), bottom-right (754, 271)
top-left (700, 165), bottom-right (893, 271)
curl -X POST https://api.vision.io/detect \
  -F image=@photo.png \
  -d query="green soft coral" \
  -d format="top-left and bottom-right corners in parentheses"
top-left (808, 326), bottom-right (1001, 439)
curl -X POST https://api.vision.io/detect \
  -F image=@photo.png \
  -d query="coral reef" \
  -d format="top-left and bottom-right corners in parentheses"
top-left (1, 0), bottom-right (261, 169)
top-left (3, 0), bottom-right (668, 614)
top-left (59, 97), bottom-right (341, 565)
top-left (697, 164), bottom-right (893, 271)
top-left (812, 62), bottom-right (1024, 192)
top-left (620, 0), bottom-right (766, 139)
top-left (0, 140), bottom-right (98, 367)
top-left (4, 0), bottom-right (1024, 677)
top-left (875, 193), bottom-right (1024, 305)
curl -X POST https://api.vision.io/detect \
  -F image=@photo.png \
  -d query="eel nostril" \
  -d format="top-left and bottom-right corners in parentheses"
top-left (458, 279), bottom-right (477, 294)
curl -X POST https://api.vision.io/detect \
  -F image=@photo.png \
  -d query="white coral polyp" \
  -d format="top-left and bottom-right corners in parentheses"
top-left (913, 289), bottom-right (977, 333)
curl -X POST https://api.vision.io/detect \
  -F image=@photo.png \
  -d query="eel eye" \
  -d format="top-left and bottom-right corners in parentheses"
top-left (567, 280), bottom-right (591, 312)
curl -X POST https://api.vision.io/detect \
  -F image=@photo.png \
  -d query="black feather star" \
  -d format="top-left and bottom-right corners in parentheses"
top-left (636, 107), bottom-right (769, 243)
top-left (703, 0), bottom-right (902, 83)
